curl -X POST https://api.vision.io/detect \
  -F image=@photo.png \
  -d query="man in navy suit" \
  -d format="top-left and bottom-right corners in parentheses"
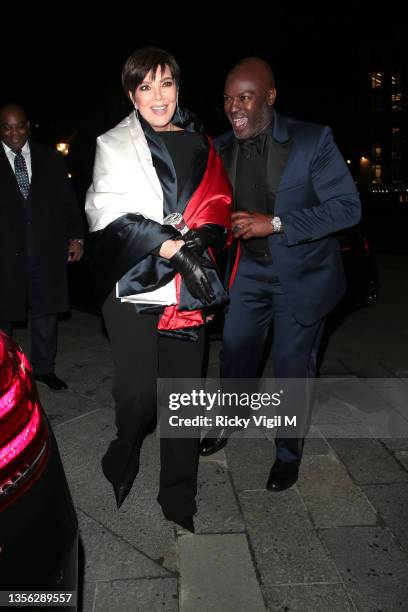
top-left (199, 58), bottom-right (361, 491)
top-left (0, 104), bottom-right (84, 390)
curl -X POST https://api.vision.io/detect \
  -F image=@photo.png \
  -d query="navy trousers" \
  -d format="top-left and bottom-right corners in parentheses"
top-left (221, 254), bottom-right (324, 462)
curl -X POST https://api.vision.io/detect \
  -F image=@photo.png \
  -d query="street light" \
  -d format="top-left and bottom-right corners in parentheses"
top-left (56, 142), bottom-right (69, 156)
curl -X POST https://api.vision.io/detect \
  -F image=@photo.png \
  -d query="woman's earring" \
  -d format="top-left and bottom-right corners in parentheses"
top-left (130, 93), bottom-right (140, 121)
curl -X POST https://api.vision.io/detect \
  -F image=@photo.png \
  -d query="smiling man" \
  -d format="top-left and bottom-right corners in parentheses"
top-left (199, 58), bottom-right (361, 492)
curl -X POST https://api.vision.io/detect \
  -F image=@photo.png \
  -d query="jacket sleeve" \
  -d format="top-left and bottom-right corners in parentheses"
top-left (280, 127), bottom-right (361, 246)
top-left (87, 214), bottom-right (180, 307)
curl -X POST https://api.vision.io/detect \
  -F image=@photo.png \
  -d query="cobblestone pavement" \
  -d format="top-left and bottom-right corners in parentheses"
top-left (14, 254), bottom-right (408, 611)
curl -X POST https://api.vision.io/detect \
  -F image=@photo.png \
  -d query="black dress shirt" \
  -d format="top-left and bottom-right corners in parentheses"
top-left (235, 129), bottom-right (275, 259)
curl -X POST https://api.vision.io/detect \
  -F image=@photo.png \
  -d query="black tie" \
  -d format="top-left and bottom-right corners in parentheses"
top-left (14, 149), bottom-right (30, 199)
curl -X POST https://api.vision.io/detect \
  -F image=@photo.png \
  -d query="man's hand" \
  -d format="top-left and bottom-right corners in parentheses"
top-left (68, 240), bottom-right (84, 262)
top-left (231, 211), bottom-right (274, 240)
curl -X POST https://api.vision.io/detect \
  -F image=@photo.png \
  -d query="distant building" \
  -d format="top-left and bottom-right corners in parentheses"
top-left (357, 29), bottom-right (407, 201)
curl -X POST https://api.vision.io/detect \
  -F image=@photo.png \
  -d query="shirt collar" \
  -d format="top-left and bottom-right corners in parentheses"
top-left (238, 125), bottom-right (271, 158)
top-left (2, 140), bottom-right (30, 155)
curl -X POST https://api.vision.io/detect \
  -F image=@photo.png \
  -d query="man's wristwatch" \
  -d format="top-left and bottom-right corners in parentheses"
top-left (70, 238), bottom-right (85, 246)
top-left (270, 216), bottom-right (283, 233)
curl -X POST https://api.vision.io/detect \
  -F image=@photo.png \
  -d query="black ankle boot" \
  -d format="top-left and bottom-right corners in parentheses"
top-left (101, 455), bottom-right (138, 509)
top-left (199, 427), bottom-right (230, 456)
top-left (112, 481), bottom-right (134, 509)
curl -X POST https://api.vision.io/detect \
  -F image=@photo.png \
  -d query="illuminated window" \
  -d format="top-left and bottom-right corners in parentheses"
top-left (391, 93), bottom-right (402, 112)
top-left (371, 72), bottom-right (383, 89)
top-left (372, 164), bottom-right (382, 185)
top-left (391, 71), bottom-right (401, 88)
top-left (372, 144), bottom-right (382, 158)
top-left (392, 127), bottom-right (400, 136)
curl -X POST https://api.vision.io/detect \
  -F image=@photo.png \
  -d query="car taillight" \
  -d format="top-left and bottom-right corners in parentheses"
top-left (0, 331), bottom-right (48, 506)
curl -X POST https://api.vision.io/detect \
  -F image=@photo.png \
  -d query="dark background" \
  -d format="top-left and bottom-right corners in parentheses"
top-left (2, 5), bottom-right (404, 167)
top-left (1, 4), bottom-right (406, 307)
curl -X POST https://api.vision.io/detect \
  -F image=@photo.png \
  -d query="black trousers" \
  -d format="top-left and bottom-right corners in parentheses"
top-left (0, 249), bottom-right (59, 375)
top-left (102, 290), bottom-right (204, 520)
top-left (0, 314), bottom-right (57, 375)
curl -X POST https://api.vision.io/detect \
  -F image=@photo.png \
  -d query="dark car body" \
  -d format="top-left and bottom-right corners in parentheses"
top-left (334, 224), bottom-right (378, 312)
top-left (0, 331), bottom-right (78, 602)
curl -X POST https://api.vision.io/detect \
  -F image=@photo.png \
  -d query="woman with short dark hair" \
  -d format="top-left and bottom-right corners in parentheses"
top-left (121, 46), bottom-right (181, 94)
top-left (86, 46), bottom-right (232, 532)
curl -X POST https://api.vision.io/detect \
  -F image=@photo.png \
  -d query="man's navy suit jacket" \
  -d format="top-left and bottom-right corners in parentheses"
top-left (214, 111), bottom-right (361, 325)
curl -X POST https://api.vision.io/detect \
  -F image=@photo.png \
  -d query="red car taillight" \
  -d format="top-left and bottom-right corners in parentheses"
top-left (0, 331), bottom-right (48, 506)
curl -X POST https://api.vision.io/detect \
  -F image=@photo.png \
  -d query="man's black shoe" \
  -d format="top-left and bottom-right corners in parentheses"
top-left (199, 427), bottom-right (229, 456)
top-left (35, 372), bottom-right (68, 391)
top-left (266, 459), bottom-right (299, 492)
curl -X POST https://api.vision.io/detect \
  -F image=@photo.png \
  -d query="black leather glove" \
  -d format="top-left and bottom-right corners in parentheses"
top-left (183, 224), bottom-right (227, 255)
top-left (170, 245), bottom-right (215, 305)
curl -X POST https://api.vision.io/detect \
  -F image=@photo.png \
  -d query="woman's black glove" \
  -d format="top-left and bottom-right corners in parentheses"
top-left (170, 245), bottom-right (215, 305)
top-left (183, 224), bottom-right (227, 255)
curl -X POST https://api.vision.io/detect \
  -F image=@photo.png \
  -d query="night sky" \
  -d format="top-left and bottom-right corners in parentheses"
top-left (1, 4), bottom-right (404, 186)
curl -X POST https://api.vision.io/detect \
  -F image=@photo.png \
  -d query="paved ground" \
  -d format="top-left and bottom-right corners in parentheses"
top-left (14, 253), bottom-right (408, 611)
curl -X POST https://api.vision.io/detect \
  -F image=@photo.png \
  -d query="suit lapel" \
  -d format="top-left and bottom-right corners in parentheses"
top-left (265, 136), bottom-right (293, 199)
top-left (2, 140), bottom-right (46, 200)
top-left (219, 111), bottom-right (293, 209)
top-left (264, 111), bottom-right (293, 208)
top-left (27, 140), bottom-right (43, 196)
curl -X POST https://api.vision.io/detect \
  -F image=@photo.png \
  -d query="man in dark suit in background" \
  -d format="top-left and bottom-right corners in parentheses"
top-left (0, 104), bottom-right (84, 390)
top-left (199, 58), bottom-right (361, 490)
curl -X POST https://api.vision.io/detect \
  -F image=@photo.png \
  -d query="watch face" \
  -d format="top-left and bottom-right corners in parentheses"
top-left (272, 217), bottom-right (279, 231)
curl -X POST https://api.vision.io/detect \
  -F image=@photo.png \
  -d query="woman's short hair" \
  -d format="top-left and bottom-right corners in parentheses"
top-left (122, 46), bottom-right (180, 97)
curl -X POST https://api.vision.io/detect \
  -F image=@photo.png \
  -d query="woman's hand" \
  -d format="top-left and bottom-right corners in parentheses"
top-left (159, 239), bottom-right (185, 259)
top-left (169, 246), bottom-right (214, 305)
top-left (184, 224), bottom-right (227, 255)
top-left (183, 228), bottom-right (214, 255)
